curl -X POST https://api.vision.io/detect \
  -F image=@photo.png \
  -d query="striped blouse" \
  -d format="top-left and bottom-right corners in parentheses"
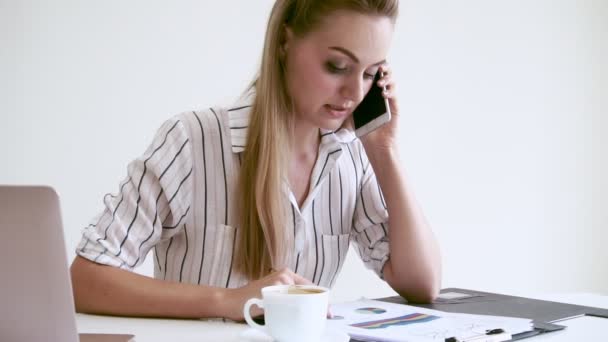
top-left (76, 93), bottom-right (391, 289)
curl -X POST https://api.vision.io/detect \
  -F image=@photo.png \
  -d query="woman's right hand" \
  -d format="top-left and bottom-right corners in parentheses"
top-left (222, 268), bottom-right (313, 321)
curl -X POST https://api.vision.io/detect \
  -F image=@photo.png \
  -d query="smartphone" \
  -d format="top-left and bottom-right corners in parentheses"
top-left (353, 71), bottom-right (391, 137)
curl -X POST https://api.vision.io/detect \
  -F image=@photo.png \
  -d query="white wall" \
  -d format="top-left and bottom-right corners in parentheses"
top-left (2, 0), bottom-right (606, 302)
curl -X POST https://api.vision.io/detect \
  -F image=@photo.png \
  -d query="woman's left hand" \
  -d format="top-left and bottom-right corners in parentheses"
top-left (359, 63), bottom-right (400, 153)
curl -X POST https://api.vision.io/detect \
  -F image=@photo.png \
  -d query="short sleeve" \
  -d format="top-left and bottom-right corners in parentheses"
top-left (75, 116), bottom-right (193, 270)
top-left (351, 145), bottom-right (390, 278)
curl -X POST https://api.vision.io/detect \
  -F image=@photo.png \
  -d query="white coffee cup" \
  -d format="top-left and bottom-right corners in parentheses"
top-left (243, 284), bottom-right (329, 342)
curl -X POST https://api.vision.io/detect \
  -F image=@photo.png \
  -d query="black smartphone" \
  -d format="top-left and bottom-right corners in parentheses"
top-left (353, 71), bottom-right (391, 137)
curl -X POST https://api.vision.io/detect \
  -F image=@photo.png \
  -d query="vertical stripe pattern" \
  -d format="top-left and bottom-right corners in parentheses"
top-left (76, 96), bottom-right (390, 289)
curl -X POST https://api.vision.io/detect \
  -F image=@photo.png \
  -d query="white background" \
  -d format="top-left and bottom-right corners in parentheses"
top-left (2, 0), bottom-right (606, 301)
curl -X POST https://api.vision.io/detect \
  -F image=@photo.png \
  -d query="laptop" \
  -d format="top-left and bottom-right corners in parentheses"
top-left (0, 185), bottom-right (134, 342)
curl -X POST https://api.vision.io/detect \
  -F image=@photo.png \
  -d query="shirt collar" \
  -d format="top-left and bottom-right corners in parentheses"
top-left (227, 91), bottom-right (358, 153)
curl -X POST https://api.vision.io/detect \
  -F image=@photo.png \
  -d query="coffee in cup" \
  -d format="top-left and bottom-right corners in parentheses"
top-left (286, 287), bottom-right (325, 295)
top-left (243, 284), bottom-right (329, 342)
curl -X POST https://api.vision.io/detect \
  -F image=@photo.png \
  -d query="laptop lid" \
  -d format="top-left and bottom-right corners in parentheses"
top-left (0, 185), bottom-right (79, 342)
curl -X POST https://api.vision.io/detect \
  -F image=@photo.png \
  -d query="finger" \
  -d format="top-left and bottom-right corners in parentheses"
top-left (383, 88), bottom-right (395, 98)
top-left (379, 63), bottom-right (391, 76)
top-left (290, 271), bottom-right (314, 285)
top-left (383, 81), bottom-right (397, 97)
top-left (249, 305), bottom-right (264, 318)
top-left (376, 76), bottom-right (395, 90)
top-left (276, 272), bottom-right (296, 285)
top-left (377, 74), bottom-right (392, 88)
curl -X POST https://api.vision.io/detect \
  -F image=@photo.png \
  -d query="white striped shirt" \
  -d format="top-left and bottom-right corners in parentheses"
top-left (76, 94), bottom-right (391, 289)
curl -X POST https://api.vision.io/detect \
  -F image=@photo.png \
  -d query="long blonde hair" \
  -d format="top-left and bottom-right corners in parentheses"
top-left (236, 0), bottom-right (399, 280)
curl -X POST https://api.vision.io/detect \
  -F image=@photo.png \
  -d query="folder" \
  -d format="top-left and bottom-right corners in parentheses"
top-left (330, 298), bottom-right (533, 342)
top-left (79, 334), bottom-right (135, 342)
top-left (377, 288), bottom-right (608, 340)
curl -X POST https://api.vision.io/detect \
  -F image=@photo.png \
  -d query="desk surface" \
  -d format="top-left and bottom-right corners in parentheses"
top-left (76, 293), bottom-right (608, 342)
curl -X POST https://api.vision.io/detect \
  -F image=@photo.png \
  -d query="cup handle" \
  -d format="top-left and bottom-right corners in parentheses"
top-left (243, 298), bottom-right (267, 333)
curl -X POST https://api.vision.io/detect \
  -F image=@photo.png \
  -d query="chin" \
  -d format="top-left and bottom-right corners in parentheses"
top-left (320, 119), bottom-right (345, 132)
top-left (317, 114), bottom-right (347, 131)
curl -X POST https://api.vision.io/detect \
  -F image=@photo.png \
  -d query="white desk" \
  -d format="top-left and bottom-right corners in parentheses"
top-left (76, 293), bottom-right (608, 341)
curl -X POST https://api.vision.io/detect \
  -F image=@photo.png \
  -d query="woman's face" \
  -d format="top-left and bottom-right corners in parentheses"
top-left (284, 11), bottom-right (394, 132)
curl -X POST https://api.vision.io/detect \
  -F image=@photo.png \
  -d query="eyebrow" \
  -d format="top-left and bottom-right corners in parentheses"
top-left (329, 46), bottom-right (386, 66)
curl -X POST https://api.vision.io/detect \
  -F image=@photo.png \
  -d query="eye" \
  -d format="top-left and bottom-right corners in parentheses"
top-left (363, 72), bottom-right (376, 80)
top-left (363, 69), bottom-right (379, 80)
top-left (325, 61), bottom-right (348, 74)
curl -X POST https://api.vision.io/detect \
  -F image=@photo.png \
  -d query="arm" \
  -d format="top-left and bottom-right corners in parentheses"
top-left (70, 255), bottom-right (226, 318)
top-left (364, 148), bottom-right (441, 303)
top-left (72, 117), bottom-right (221, 318)
top-left (360, 64), bottom-right (442, 303)
top-left (71, 256), bottom-right (312, 320)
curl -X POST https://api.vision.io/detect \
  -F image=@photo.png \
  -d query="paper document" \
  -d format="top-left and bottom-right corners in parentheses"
top-left (327, 299), bottom-right (533, 342)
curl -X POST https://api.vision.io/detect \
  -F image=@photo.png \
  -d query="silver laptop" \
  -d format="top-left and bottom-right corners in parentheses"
top-left (0, 185), bottom-right (133, 342)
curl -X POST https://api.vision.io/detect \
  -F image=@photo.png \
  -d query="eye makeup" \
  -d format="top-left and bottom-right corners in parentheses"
top-left (324, 60), bottom-right (378, 79)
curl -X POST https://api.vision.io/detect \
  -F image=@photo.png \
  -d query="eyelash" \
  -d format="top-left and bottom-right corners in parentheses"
top-left (326, 62), bottom-right (376, 80)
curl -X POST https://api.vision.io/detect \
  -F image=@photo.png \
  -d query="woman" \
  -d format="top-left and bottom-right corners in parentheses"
top-left (70, 0), bottom-right (441, 321)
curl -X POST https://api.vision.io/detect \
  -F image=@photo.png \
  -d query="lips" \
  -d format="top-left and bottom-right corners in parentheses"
top-left (327, 104), bottom-right (347, 111)
top-left (324, 104), bottom-right (351, 118)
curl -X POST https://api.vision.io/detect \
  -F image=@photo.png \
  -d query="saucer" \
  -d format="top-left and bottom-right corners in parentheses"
top-left (240, 327), bottom-right (350, 342)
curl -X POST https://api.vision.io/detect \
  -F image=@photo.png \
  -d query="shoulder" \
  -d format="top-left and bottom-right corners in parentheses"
top-left (160, 107), bottom-right (232, 144)
top-left (160, 90), bottom-right (254, 149)
top-left (172, 107), bottom-right (227, 131)
top-left (179, 89), bottom-right (254, 131)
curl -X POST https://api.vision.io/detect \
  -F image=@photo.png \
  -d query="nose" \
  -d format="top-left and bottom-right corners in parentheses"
top-left (339, 76), bottom-right (366, 105)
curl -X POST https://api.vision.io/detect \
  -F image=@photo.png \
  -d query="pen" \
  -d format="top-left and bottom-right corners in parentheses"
top-left (445, 329), bottom-right (511, 342)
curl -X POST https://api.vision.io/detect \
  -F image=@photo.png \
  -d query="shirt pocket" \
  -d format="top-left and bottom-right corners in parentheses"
top-left (318, 233), bottom-right (350, 288)
top-left (203, 224), bottom-right (239, 288)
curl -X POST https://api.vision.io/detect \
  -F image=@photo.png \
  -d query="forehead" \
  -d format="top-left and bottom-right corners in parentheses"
top-left (301, 10), bottom-right (394, 65)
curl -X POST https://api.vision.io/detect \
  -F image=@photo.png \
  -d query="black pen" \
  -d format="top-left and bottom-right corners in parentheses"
top-left (444, 328), bottom-right (511, 342)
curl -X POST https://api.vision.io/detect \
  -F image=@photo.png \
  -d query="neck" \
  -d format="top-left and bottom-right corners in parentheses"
top-left (291, 117), bottom-right (320, 159)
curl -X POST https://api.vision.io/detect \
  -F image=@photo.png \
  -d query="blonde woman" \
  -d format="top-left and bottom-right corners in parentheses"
top-left (71, 0), bottom-right (441, 321)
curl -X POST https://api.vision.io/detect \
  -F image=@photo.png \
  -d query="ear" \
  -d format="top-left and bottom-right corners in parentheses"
top-left (282, 25), bottom-right (294, 53)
